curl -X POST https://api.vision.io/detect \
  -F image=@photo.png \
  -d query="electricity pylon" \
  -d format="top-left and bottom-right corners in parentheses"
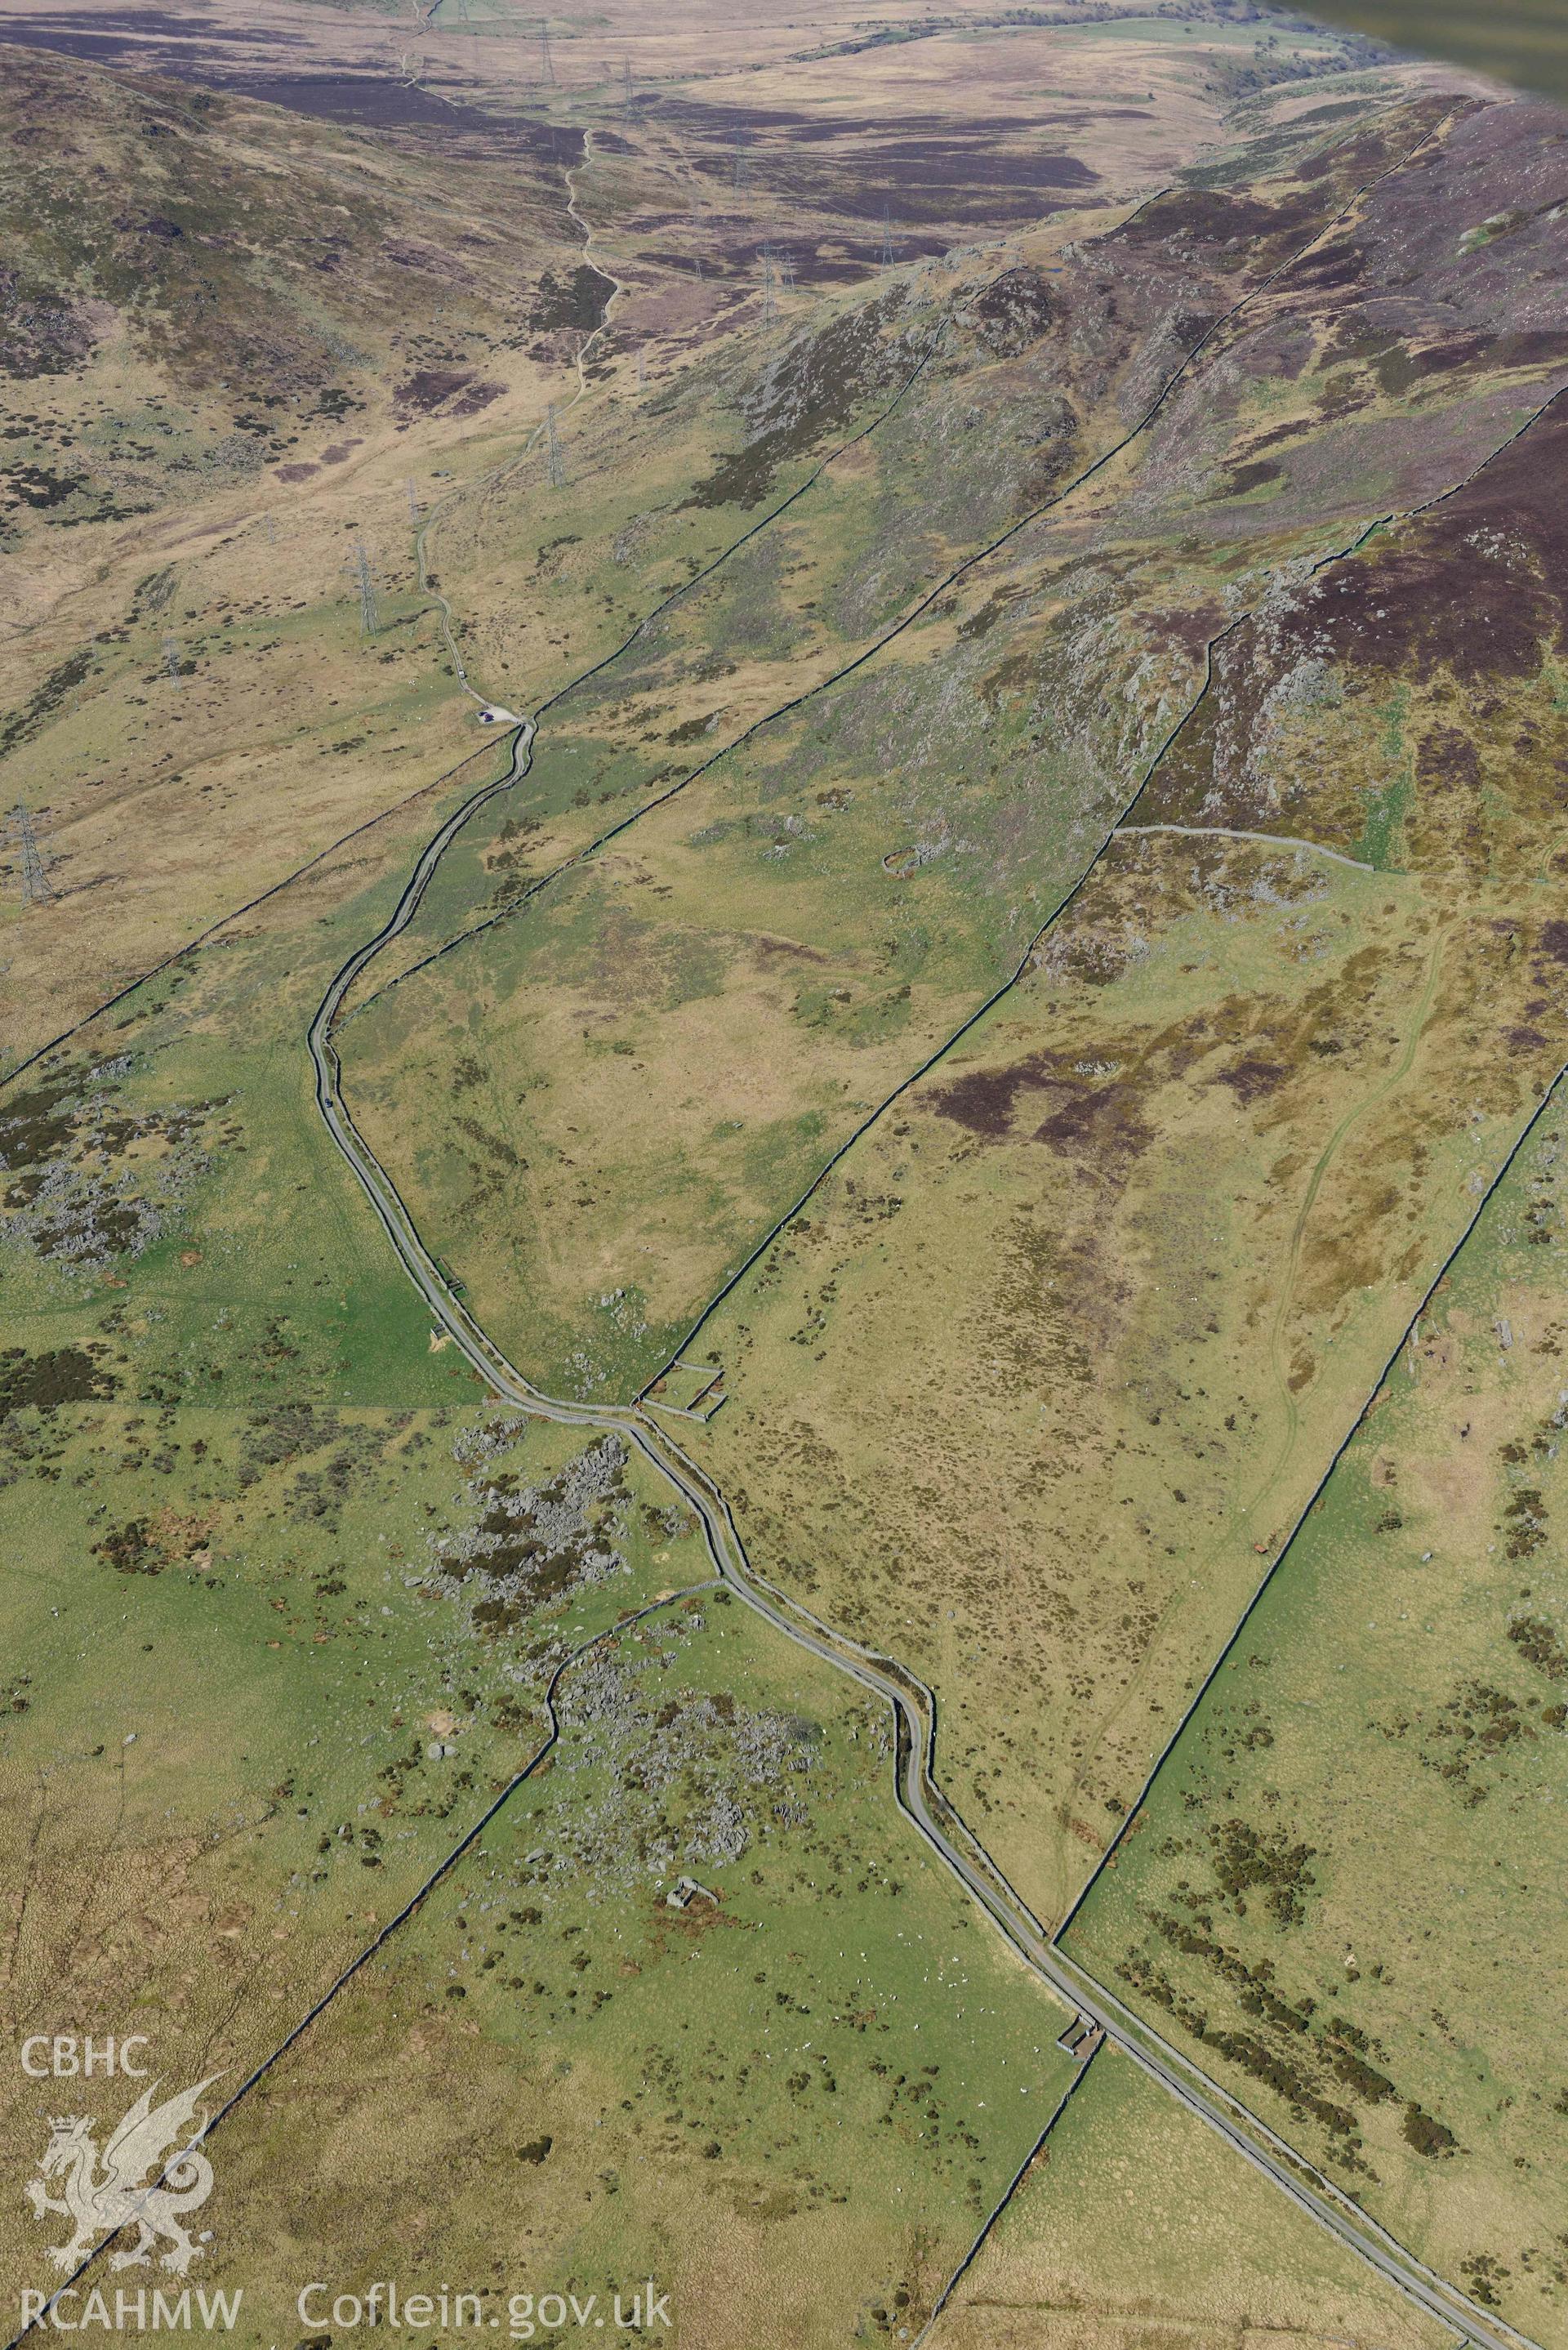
top-left (10, 804), bottom-right (52, 904)
top-left (351, 541), bottom-right (379, 635)
top-left (545, 404), bottom-right (566, 488)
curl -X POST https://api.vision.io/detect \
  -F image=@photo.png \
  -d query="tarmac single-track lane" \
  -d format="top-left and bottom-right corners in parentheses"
top-left (15, 100), bottom-right (1539, 2349)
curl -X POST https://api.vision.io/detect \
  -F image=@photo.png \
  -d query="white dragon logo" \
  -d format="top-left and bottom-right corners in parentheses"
top-left (25, 2076), bottom-right (221, 2275)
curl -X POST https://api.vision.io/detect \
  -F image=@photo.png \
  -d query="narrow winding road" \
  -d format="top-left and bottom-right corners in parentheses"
top-left (12, 100), bottom-right (1547, 2350)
